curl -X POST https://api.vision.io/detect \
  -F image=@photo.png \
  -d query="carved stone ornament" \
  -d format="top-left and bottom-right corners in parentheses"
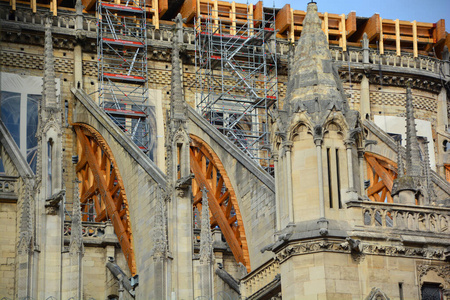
top-left (417, 264), bottom-right (450, 288)
top-left (274, 240), bottom-right (446, 264)
top-left (365, 287), bottom-right (390, 300)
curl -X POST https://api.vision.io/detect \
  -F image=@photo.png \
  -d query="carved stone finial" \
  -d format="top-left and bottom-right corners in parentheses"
top-left (362, 32), bottom-right (369, 49)
top-left (422, 139), bottom-right (436, 204)
top-left (396, 138), bottom-right (404, 177)
top-left (169, 13), bottom-right (187, 123)
top-left (43, 19), bottom-right (57, 109)
top-left (199, 188), bottom-right (213, 264)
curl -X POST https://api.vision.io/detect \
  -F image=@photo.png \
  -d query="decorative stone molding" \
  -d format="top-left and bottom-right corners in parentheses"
top-left (417, 264), bottom-right (450, 291)
top-left (273, 239), bottom-right (446, 265)
top-left (365, 287), bottom-right (390, 300)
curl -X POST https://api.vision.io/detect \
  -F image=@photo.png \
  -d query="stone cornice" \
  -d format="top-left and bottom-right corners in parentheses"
top-left (274, 239), bottom-right (447, 265)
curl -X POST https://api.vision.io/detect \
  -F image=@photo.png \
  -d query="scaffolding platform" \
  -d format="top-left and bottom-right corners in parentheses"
top-left (195, 4), bottom-right (278, 174)
top-left (97, 0), bottom-right (150, 152)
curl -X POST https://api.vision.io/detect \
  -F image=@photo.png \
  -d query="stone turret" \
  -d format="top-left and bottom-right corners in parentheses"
top-left (271, 1), bottom-right (362, 233)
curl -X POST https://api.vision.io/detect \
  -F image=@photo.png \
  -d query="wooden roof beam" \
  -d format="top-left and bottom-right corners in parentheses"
top-left (82, 0), bottom-right (96, 11)
top-left (352, 13), bottom-right (380, 42)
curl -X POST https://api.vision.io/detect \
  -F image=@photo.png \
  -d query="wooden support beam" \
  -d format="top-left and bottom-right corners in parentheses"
top-left (81, 0), bottom-right (96, 11)
top-left (74, 125), bottom-right (136, 276)
top-left (253, 1), bottom-right (263, 27)
top-left (412, 20), bottom-right (418, 57)
top-left (275, 4), bottom-right (291, 35)
top-left (395, 19), bottom-right (401, 56)
top-left (346, 11), bottom-right (356, 37)
top-left (152, 0), bottom-right (159, 30)
top-left (352, 13), bottom-right (380, 42)
top-left (379, 15), bottom-right (384, 55)
top-left (230, 1), bottom-right (236, 35)
top-left (158, 0), bottom-right (168, 18)
top-left (366, 156), bottom-right (393, 191)
top-left (190, 148), bottom-right (245, 266)
top-left (323, 12), bottom-right (329, 42)
top-left (340, 13), bottom-right (347, 51)
top-left (290, 7), bottom-right (294, 43)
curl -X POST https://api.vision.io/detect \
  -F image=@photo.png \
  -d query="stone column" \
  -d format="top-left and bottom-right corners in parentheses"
top-left (345, 139), bottom-right (355, 190)
top-left (357, 148), bottom-right (365, 196)
top-left (362, 32), bottom-right (370, 64)
top-left (282, 141), bottom-right (294, 224)
top-left (314, 131), bottom-right (328, 234)
top-left (272, 151), bottom-right (281, 230)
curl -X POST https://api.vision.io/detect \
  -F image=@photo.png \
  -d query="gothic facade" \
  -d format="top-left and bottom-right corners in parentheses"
top-left (0, 0), bottom-right (450, 299)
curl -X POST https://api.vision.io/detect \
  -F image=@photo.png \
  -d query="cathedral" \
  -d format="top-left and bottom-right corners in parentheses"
top-left (0, 0), bottom-right (450, 299)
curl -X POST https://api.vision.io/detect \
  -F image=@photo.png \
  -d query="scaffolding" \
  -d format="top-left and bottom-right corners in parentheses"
top-left (194, 4), bottom-right (278, 173)
top-left (97, 0), bottom-right (150, 152)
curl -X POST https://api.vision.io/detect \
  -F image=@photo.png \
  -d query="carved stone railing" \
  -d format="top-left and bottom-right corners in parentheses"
top-left (347, 201), bottom-right (450, 234)
top-left (329, 46), bottom-right (444, 76)
top-left (0, 176), bottom-right (18, 200)
top-left (240, 258), bottom-right (280, 298)
top-left (64, 220), bottom-right (108, 238)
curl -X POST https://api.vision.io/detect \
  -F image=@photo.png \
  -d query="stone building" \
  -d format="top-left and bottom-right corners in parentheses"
top-left (0, 0), bottom-right (450, 299)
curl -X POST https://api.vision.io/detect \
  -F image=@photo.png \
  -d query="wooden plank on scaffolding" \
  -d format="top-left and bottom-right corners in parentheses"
top-left (82, 0), bottom-right (96, 11)
top-left (290, 7), bottom-right (294, 42)
top-left (340, 13), bottom-right (347, 51)
top-left (378, 16), bottom-right (384, 54)
top-left (395, 19), bottom-right (401, 56)
top-left (230, 1), bottom-right (236, 35)
top-left (152, 0), bottom-right (159, 29)
top-left (412, 20), bottom-right (418, 57)
top-left (323, 12), bottom-right (329, 42)
top-left (346, 11), bottom-right (356, 37)
top-left (436, 19), bottom-right (446, 43)
top-left (180, 0), bottom-right (197, 22)
top-left (275, 3), bottom-right (291, 34)
top-left (253, 0), bottom-right (263, 26)
top-left (352, 13), bottom-right (380, 42)
top-left (158, 0), bottom-right (168, 18)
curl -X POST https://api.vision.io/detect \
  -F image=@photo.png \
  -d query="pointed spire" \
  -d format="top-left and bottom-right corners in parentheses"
top-left (199, 188), bottom-right (213, 264)
top-left (404, 85), bottom-right (421, 177)
top-left (423, 139), bottom-right (436, 204)
top-left (152, 185), bottom-right (167, 259)
top-left (69, 179), bottom-right (84, 253)
top-left (285, 1), bottom-right (346, 112)
top-left (169, 14), bottom-right (186, 122)
top-left (43, 18), bottom-right (57, 109)
top-left (396, 138), bottom-right (404, 177)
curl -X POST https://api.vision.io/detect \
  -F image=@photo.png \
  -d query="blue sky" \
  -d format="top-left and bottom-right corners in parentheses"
top-left (234, 0), bottom-right (450, 30)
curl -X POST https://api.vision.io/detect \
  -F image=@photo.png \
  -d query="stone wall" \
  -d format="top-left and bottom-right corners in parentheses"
top-left (0, 201), bottom-right (17, 298)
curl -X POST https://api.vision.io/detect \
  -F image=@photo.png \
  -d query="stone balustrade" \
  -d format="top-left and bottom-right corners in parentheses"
top-left (240, 258), bottom-right (279, 298)
top-left (63, 220), bottom-right (108, 238)
top-left (330, 46), bottom-right (444, 76)
top-left (347, 201), bottom-right (450, 234)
